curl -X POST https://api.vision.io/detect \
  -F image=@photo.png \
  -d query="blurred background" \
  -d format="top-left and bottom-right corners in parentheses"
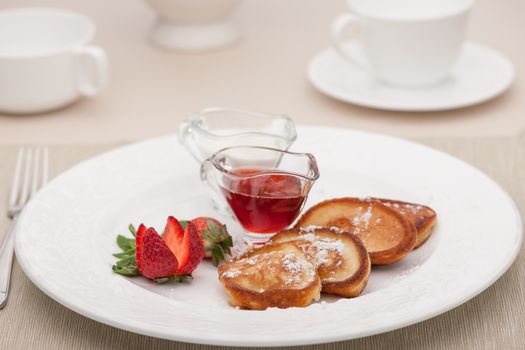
top-left (0, 0), bottom-right (523, 143)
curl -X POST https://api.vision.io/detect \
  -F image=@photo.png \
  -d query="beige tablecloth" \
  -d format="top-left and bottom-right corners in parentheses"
top-left (1, 0), bottom-right (525, 142)
top-left (0, 136), bottom-right (524, 349)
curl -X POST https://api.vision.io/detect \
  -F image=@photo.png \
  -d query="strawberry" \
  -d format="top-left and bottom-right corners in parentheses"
top-left (135, 224), bottom-right (179, 279)
top-left (190, 217), bottom-right (233, 266)
top-left (163, 217), bottom-right (204, 274)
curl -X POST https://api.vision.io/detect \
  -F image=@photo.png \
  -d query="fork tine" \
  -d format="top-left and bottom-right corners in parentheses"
top-left (8, 148), bottom-right (25, 207)
top-left (42, 147), bottom-right (49, 186)
top-left (30, 148), bottom-right (41, 198)
top-left (18, 148), bottom-right (33, 206)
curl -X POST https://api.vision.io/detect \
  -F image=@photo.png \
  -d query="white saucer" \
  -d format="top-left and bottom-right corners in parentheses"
top-left (308, 41), bottom-right (515, 112)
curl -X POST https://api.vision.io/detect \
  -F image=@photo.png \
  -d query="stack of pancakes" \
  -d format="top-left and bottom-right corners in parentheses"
top-left (219, 197), bottom-right (437, 310)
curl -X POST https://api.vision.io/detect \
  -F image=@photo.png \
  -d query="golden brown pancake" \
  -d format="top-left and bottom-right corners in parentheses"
top-left (269, 227), bottom-right (370, 297)
top-left (295, 197), bottom-right (416, 265)
top-left (373, 198), bottom-right (437, 248)
top-left (218, 242), bottom-right (321, 310)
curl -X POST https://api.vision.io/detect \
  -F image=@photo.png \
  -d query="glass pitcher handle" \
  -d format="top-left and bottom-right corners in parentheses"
top-left (200, 159), bottom-right (231, 215)
top-left (178, 120), bottom-right (205, 163)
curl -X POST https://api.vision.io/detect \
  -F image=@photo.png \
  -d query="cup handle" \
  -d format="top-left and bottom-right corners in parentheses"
top-left (74, 46), bottom-right (108, 97)
top-left (331, 13), bottom-right (367, 70)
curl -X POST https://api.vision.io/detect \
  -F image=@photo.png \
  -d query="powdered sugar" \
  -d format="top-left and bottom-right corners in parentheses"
top-left (230, 239), bottom-right (254, 258)
top-left (384, 202), bottom-right (400, 209)
top-left (404, 203), bottom-right (423, 214)
top-left (297, 227), bottom-right (346, 266)
top-left (300, 225), bottom-right (325, 234)
top-left (243, 257), bottom-right (257, 265)
top-left (282, 253), bottom-right (315, 285)
top-left (328, 226), bottom-right (346, 234)
top-left (311, 239), bottom-right (345, 265)
top-left (311, 240), bottom-right (344, 254)
top-left (315, 249), bottom-right (328, 266)
top-left (283, 253), bottom-right (308, 273)
top-left (384, 201), bottom-right (423, 214)
top-left (299, 232), bottom-right (316, 242)
top-left (222, 270), bottom-right (240, 278)
top-left (352, 205), bottom-right (373, 231)
top-left (300, 225), bottom-right (346, 235)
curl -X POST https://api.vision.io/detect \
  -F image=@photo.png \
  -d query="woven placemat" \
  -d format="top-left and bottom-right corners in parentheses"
top-left (0, 137), bottom-right (523, 350)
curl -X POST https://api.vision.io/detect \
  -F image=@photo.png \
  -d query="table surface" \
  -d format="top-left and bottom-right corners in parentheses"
top-left (0, 1), bottom-right (524, 349)
top-left (0, 137), bottom-right (524, 349)
top-left (0, 0), bottom-right (524, 144)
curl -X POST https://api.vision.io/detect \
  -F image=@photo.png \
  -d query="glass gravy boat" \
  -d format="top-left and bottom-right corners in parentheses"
top-left (178, 107), bottom-right (297, 163)
top-left (201, 146), bottom-right (320, 243)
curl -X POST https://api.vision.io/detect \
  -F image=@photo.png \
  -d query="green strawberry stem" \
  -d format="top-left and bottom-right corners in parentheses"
top-left (154, 274), bottom-right (193, 284)
top-left (200, 221), bottom-right (233, 266)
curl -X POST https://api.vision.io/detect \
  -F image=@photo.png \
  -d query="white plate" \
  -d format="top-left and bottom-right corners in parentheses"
top-left (308, 41), bottom-right (515, 112)
top-left (15, 126), bottom-right (522, 346)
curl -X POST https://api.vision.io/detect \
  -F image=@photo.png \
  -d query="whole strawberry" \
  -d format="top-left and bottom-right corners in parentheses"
top-left (191, 217), bottom-right (233, 266)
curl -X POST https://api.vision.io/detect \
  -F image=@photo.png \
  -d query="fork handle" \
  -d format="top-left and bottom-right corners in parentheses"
top-left (0, 217), bottom-right (17, 309)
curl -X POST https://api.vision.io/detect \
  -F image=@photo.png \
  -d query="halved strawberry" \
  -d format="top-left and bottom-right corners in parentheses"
top-left (191, 217), bottom-right (233, 266)
top-left (163, 217), bottom-right (204, 274)
top-left (135, 224), bottom-right (179, 279)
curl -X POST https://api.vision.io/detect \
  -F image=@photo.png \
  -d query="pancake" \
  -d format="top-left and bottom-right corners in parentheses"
top-left (269, 226), bottom-right (370, 297)
top-left (218, 242), bottom-right (321, 310)
top-left (296, 197), bottom-right (416, 265)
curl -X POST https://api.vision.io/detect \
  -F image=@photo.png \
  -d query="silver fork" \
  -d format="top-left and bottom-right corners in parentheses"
top-left (0, 147), bottom-right (49, 309)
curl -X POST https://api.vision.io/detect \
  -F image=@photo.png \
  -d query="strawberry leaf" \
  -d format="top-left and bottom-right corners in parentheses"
top-left (196, 220), bottom-right (233, 266)
top-left (211, 244), bottom-right (226, 267)
top-left (113, 223), bottom-right (139, 276)
top-left (112, 254), bottom-right (138, 276)
top-left (128, 224), bottom-right (137, 237)
top-left (154, 277), bottom-right (170, 284)
top-left (200, 230), bottom-right (214, 242)
top-left (112, 264), bottom-right (138, 276)
top-left (221, 236), bottom-right (233, 254)
top-left (112, 249), bottom-right (135, 259)
top-left (115, 255), bottom-right (136, 267)
top-left (208, 221), bottom-right (220, 233)
top-left (117, 235), bottom-right (134, 251)
top-left (154, 274), bottom-right (193, 284)
top-left (172, 274), bottom-right (193, 283)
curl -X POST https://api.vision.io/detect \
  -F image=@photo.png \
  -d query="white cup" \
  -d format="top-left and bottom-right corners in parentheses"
top-left (332, 0), bottom-right (474, 87)
top-left (0, 8), bottom-right (108, 114)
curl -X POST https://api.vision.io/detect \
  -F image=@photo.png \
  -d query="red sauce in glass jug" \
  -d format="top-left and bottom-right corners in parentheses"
top-left (221, 168), bottom-right (306, 233)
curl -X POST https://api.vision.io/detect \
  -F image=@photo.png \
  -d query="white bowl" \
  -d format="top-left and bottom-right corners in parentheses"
top-left (145, 0), bottom-right (241, 52)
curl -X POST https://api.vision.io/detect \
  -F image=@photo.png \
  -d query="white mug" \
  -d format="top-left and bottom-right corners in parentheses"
top-left (0, 8), bottom-right (108, 114)
top-left (332, 0), bottom-right (474, 87)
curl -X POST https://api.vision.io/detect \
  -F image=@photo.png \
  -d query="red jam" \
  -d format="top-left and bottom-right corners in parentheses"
top-left (221, 168), bottom-right (306, 233)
